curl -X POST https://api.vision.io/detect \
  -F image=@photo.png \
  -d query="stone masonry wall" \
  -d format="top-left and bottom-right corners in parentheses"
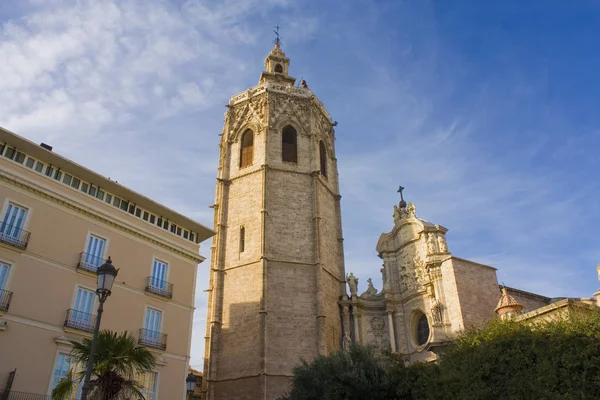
top-left (451, 258), bottom-right (500, 328)
top-left (266, 261), bottom-right (318, 373)
top-left (506, 287), bottom-right (551, 314)
top-left (265, 169), bottom-right (313, 262)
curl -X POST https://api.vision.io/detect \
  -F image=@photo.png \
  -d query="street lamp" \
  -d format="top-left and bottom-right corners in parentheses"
top-left (186, 371), bottom-right (197, 399)
top-left (80, 257), bottom-right (118, 400)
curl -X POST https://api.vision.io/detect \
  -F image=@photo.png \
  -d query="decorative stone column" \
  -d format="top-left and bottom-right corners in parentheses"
top-left (386, 309), bottom-right (396, 353)
top-left (352, 305), bottom-right (361, 343)
top-left (428, 262), bottom-right (446, 325)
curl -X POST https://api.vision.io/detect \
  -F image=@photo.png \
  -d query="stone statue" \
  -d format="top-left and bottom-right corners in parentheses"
top-left (393, 205), bottom-right (402, 224)
top-left (427, 233), bottom-right (437, 255)
top-left (346, 273), bottom-right (358, 296)
top-left (360, 278), bottom-right (378, 297)
top-left (431, 299), bottom-right (443, 325)
top-left (437, 234), bottom-right (448, 253)
top-left (342, 332), bottom-right (352, 351)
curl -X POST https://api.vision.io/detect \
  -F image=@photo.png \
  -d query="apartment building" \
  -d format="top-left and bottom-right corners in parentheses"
top-left (0, 126), bottom-right (214, 399)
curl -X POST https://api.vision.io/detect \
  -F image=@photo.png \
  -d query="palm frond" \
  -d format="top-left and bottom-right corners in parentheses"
top-left (51, 369), bottom-right (77, 400)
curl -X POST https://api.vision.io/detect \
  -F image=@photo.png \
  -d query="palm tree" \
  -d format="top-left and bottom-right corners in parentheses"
top-left (52, 330), bottom-right (156, 400)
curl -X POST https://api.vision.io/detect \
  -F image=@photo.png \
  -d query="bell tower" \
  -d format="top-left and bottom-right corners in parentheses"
top-left (203, 43), bottom-right (347, 400)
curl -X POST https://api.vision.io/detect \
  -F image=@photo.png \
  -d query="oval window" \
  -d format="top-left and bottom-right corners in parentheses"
top-left (416, 314), bottom-right (430, 346)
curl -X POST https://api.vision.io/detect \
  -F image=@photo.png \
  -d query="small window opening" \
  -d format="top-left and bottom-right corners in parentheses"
top-left (240, 130), bottom-right (254, 168)
top-left (239, 227), bottom-right (245, 253)
top-left (282, 125), bottom-right (297, 163)
top-left (274, 63), bottom-right (283, 73)
top-left (319, 141), bottom-right (327, 177)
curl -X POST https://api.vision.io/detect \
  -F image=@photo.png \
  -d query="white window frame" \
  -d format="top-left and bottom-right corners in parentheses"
top-left (136, 371), bottom-right (159, 400)
top-left (0, 198), bottom-right (32, 233)
top-left (82, 231), bottom-right (110, 264)
top-left (0, 259), bottom-right (14, 291)
top-left (149, 257), bottom-right (170, 288)
top-left (47, 350), bottom-right (84, 398)
top-left (142, 305), bottom-right (164, 334)
top-left (70, 284), bottom-right (97, 314)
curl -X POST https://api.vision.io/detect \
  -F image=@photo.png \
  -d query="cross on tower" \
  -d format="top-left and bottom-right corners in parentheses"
top-left (273, 25), bottom-right (281, 46)
top-left (397, 186), bottom-right (407, 208)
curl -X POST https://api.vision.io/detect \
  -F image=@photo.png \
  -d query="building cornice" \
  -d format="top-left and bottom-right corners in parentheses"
top-left (0, 171), bottom-right (205, 263)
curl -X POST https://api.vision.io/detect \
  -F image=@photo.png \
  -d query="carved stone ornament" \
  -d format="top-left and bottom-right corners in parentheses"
top-left (437, 234), bottom-right (448, 253)
top-left (370, 317), bottom-right (385, 331)
top-left (414, 256), bottom-right (430, 287)
top-left (270, 93), bottom-right (310, 130)
top-left (231, 95), bottom-right (267, 136)
top-left (393, 205), bottom-right (404, 225)
top-left (398, 248), bottom-right (418, 292)
top-left (407, 202), bottom-right (416, 216)
top-left (314, 109), bottom-right (332, 137)
top-left (426, 233), bottom-right (437, 255)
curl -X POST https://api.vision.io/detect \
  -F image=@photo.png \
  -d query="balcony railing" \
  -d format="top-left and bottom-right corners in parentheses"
top-left (0, 224), bottom-right (30, 250)
top-left (0, 390), bottom-right (50, 400)
top-left (64, 309), bottom-right (96, 333)
top-left (138, 328), bottom-right (167, 350)
top-left (77, 252), bottom-right (106, 274)
top-left (0, 288), bottom-right (13, 312)
top-left (144, 276), bottom-right (173, 299)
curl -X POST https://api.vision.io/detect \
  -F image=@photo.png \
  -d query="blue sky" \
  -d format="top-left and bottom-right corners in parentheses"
top-left (2, 0), bottom-right (600, 368)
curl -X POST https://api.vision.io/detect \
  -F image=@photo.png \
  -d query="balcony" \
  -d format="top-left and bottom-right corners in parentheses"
top-left (77, 252), bottom-right (106, 274)
top-left (0, 289), bottom-right (13, 312)
top-left (0, 224), bottom-right (30, 250)
top-left (145, 276), bottom-right (173, 299)
top-left (138, 328), bottom-right (167, 350)
top-left (64, 309), bottom-right (96, 333)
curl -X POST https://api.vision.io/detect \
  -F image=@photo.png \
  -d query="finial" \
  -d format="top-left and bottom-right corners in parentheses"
top-left (273, 25), bottom-right (281, 46)
top-left (397, 186), bottom-right (407, 208)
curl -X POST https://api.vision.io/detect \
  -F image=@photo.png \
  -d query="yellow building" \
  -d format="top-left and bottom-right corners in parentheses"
top-left (0, 126), bottom-right (214, 399)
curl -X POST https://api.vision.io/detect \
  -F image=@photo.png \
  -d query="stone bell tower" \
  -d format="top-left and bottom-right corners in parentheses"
top-left (202, 43), bottom-right (346, 400)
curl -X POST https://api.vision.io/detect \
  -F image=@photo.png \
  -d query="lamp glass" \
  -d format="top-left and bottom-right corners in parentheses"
top-left (186, 372), bottom-right (196, 392)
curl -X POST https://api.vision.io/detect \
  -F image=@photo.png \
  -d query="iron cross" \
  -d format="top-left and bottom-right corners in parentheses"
top-left (273, 25), bottom-right (281, 46)
top-left (397, 186), bottom-right (405, 202)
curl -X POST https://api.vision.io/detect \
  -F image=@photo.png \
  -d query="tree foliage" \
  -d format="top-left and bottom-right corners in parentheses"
top-left (280, 309), bottom-right (600, 400)
top-left (52, 330), bottom-right (156, 400)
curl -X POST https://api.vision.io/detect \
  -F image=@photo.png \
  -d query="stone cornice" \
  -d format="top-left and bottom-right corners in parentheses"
top-left (0, 172), bottom-right (205, 263)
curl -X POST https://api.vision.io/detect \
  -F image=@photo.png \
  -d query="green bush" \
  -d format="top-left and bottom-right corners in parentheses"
top-left (281, 309), bottom-right (600, 400)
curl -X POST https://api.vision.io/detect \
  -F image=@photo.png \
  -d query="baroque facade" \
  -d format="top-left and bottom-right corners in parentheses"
top-left (202, 44), bottom-right (345, 399)
top-left (342, 197), bottom-right (501, 362)
top-left (343, 194), bottom-right (600, 362)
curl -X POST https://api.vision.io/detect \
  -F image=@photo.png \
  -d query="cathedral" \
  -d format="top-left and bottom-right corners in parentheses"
top-left (201, 43), bottom-right (599, 399)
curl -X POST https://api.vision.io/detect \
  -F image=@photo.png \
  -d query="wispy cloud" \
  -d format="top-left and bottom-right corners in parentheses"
top-left (2, 0), bottom-right (600, 370)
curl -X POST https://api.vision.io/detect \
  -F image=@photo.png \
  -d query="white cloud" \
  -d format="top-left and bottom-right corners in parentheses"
top-left (2, 0), bottom-right (598, 374)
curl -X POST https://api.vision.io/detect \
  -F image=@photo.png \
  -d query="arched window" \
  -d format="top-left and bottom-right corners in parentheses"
top-left (416, 314), bottom-right (430, 346)
top-left (319, 141), bottom-right (327, 177)
top-left (239, 226), bottom-right (245, 253)
top-left (275, 64), bottom-right (283, 73)
top-left (282, 125), bottom-right (297, 163)
top-left (240, 130), bottom-right (254, 168)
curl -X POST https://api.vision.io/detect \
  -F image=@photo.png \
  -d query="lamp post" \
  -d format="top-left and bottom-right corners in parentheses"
top-left (80, 257), bottom-right (118, 400)
top-left (186, 371), bottom-right (197, 399)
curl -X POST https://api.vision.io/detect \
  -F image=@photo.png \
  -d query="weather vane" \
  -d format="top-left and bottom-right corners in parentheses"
top-left (273, 25), bottom-right (281, 46)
